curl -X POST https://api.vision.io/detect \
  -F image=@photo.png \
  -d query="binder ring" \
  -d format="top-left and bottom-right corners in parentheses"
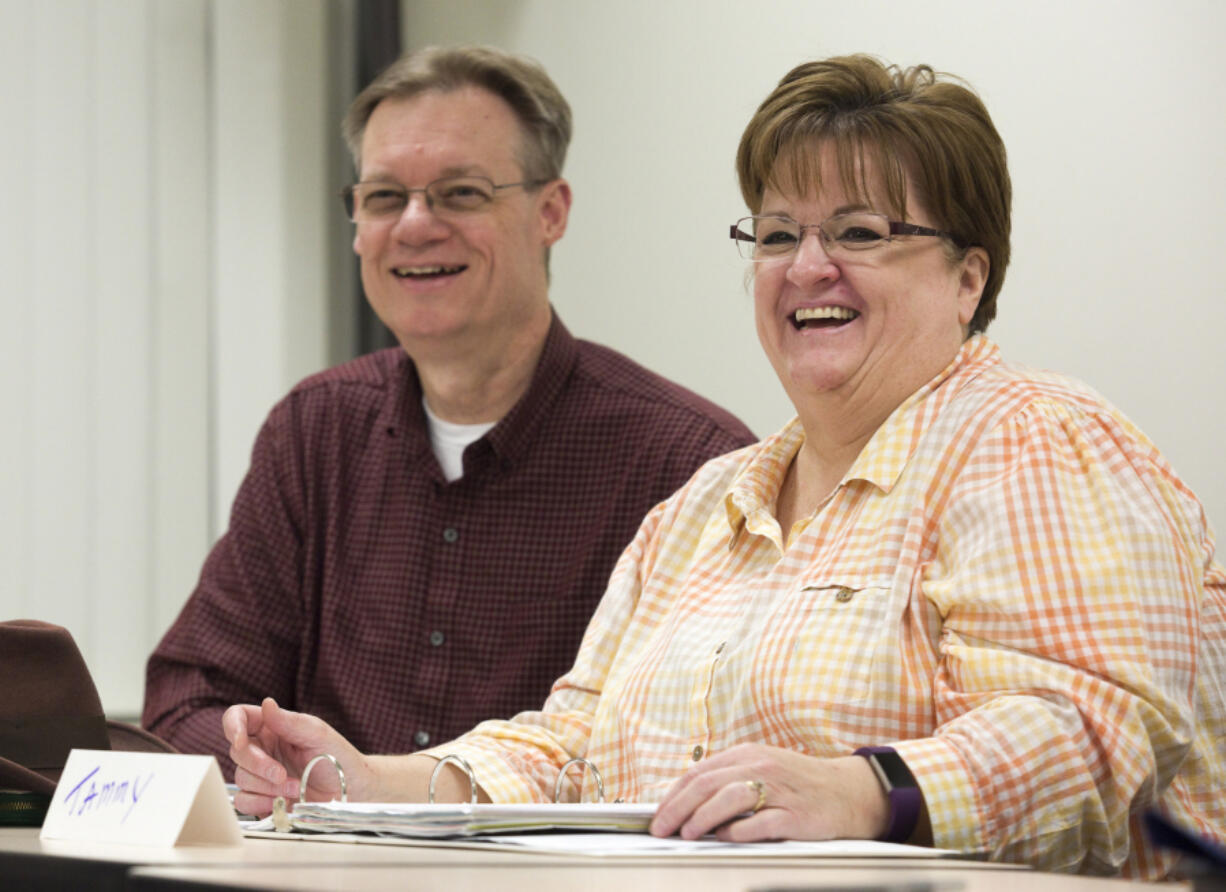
top-left (299, 753), bottom-right (348, 803)
top-left (429, 754), bottom-right (478, 804)
top-left (554, 757), bottom-right (605, 803)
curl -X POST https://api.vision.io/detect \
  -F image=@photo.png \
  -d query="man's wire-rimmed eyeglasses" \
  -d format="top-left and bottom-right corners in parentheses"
top-left (341, 175), bottom-right (547, 222)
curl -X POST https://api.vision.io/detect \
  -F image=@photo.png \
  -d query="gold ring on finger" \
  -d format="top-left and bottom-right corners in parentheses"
top-left (745, 779), bottom-right (766, 813)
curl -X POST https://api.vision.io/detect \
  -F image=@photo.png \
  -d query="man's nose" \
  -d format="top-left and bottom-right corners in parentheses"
top-left (391, 192), bottom-right (448, 242)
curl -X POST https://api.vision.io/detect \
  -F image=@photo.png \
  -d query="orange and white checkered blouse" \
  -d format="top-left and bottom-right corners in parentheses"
top-left (430, 335), bottom-right (1226, 878)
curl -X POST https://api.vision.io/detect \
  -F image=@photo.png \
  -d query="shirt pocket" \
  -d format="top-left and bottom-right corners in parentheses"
top-left (766, 575), bottom-right (896, 707)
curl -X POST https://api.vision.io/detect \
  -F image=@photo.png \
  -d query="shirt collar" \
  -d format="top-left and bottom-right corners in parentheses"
top-left (382, 309), bottom-right (579, 472)
top-left (722, 419), bottom-right (804, 546)
top-left (483, 310), bottom-right (579, 466)
top-left (722, 334), bottom-right (1001, 544)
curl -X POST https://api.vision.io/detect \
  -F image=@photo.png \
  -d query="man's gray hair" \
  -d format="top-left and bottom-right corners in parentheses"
top-left (343, 45), bottom-right (572, 182)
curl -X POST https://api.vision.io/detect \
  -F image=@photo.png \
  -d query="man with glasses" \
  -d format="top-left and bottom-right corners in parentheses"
top-left (142, 45), bottom-right (754, 778)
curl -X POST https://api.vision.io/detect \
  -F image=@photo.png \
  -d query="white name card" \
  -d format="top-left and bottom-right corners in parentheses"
top-left (40, 749), bottom-right (241, 847)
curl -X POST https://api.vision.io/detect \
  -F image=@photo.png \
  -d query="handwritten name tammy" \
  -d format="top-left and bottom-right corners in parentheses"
top-left (62, 765), bottom-right (154, 823)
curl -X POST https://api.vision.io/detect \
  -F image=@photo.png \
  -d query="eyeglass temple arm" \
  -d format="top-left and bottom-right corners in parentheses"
top-left (890, 221), bottom-right (969, 248)
top-left (890, 222), bottom-right (936, 237)
top-left (730, 225), bottom-right (755, 242)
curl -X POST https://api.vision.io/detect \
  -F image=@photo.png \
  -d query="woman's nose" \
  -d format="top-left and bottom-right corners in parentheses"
top-left (785, 230), bottom-right (840, 286)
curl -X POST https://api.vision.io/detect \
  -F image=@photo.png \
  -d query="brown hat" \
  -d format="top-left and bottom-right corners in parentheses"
top-left (0, 619), bottom-right (177, 796)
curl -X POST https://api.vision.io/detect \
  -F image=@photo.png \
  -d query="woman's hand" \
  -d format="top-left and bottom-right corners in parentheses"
top-left (223, 697), bottom-right (369, 817)
top-left (648, 743), bottom-right (889, 842)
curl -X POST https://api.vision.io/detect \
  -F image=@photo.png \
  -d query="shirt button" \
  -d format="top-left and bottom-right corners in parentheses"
top-left (429, 630), bottom-right (445, 647)
top-left (442, 527), bottom-right (459, 544)
top-left (414, 730), bottom-right (430, 747)
top-left (835, 586), bottom-right (854, 603)
top-left (691, 746), bottom-right (704, 761)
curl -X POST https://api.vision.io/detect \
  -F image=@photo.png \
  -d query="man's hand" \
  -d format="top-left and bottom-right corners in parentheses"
top-left (648, 743), bottom-right (890, 842)
top-left (223, 697), bottom-right (367, 817)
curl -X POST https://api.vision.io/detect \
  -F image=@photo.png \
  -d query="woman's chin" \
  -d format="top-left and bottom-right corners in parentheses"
top-left (779, 360), bottom-right (857, 402)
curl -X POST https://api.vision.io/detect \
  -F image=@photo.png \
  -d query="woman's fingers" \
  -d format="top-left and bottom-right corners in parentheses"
top-left (679, 776), bottom-right (772, 840)
top-left (653, 763), bottom-right (751, 837)
top-left (651, 745), bottom-right (879, 843)
top-left (233, 763), bottom-right (298, 801)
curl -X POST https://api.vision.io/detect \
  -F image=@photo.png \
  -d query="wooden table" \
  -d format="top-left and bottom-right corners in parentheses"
top-left (0, 825), bottom-right (1185, 891)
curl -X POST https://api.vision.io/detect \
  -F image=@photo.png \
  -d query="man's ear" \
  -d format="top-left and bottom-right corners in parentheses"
top-left (537, 179), bottom-right (572, 247)
top-left (957, 246), bottom-right (989, 327)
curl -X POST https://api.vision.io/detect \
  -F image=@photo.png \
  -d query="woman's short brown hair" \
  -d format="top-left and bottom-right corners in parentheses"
top-left (343, 45), bottom-right (572, 186)
top-left (736, 55), bottom-right (1011, 333)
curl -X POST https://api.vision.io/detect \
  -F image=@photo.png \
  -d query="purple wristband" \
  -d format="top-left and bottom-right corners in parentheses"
top-left (854, 746), bottom-right (921, 844)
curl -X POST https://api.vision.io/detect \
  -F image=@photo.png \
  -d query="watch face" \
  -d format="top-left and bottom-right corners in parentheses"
top-left (871, 750), bottom-right (918, 792)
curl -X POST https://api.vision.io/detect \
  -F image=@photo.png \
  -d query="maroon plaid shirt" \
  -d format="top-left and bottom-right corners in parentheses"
top-left (142, 314), bottom-right (755, 778)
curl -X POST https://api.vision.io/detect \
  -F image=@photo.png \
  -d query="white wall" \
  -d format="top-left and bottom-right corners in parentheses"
top-left (402, 0), bottom-right (1226, 534)
top-left (0, 0), bottom-right (342, 717)
top-left (211, 0), bottom-right (341, 529)
top-left (0, 0), bottom-right (213, 717)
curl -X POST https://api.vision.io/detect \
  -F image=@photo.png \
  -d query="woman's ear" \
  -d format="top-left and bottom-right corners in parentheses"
top-left (957, 246), bottom-right (989, 327)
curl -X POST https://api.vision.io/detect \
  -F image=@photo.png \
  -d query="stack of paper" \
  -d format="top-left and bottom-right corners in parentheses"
top-left (249, 801), bottom-right (656, 838)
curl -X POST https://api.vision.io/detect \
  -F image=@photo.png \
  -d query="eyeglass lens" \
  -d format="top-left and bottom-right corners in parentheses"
top-left (734, 213), bottom-right (902, 260)
top-left (345, 176), bottom-right (500, 222)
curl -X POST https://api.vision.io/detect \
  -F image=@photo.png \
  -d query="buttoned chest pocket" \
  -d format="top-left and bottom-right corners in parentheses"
top-left (759, 577), bottom-right (896, 708)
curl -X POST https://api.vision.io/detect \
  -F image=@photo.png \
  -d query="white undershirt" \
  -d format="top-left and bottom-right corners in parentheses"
top-left (422, 397), bottom-right (497, 483)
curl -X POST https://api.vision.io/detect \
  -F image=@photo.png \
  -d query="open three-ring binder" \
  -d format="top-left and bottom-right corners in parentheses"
top-left (240, 753), bottom-right (961, 861)
top-left (246, 753), bottom-right (656, 838)
top-left (265, 800), bottom-right (657, 838)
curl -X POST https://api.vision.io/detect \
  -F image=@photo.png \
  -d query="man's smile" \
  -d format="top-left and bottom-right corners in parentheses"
top-left (392, 264), bottom-right (468, 279)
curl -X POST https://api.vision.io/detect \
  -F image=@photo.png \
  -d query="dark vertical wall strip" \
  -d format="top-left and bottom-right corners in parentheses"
top-left (356, 0), bottom-right (403, 354)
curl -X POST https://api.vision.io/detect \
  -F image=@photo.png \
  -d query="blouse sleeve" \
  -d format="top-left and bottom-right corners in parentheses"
top-left (895, 397), bottom-right (1210, 873)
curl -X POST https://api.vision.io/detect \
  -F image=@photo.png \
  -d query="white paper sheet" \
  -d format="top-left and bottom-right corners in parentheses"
top-left (240, 800), bottom-right (956, 859)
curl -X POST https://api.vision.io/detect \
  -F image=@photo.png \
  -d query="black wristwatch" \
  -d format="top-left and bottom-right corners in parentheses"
top-left (854, 746), bottom-right (922, 843)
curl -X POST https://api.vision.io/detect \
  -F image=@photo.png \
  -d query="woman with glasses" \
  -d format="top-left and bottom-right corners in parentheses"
top-left (225, 55), bottom-right (1225, 879)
